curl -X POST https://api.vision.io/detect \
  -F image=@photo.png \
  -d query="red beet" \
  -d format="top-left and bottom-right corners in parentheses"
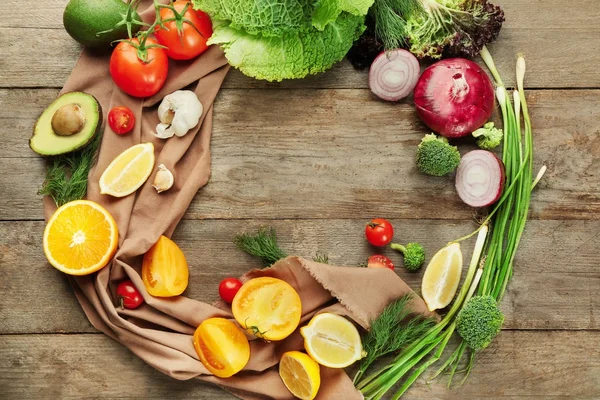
top-left (414, 58), bottom-right (495, 138)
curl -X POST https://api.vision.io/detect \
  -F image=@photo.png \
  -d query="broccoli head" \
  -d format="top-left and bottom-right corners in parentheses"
top-left (416, 134), bottom-right (461, 176)
top-left (391, 242), bottom-right (425, 271)
top-left (456, 295), bottom-right (504, 351)
top-left (472, 122), bottom-right (503, 150)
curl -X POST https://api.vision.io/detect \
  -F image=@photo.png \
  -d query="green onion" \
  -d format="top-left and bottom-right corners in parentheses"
top-left (356, 47), bottom-right (547, 398)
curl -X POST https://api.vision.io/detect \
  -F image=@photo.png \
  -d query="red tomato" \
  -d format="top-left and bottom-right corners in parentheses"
top-left (367, 255), bottom-right (394, 270)
top-left (218, 277), bottom-right (243, 304)
top-left (365, 218), bottom-right (394, 247)
top-left (108, 106), bottom-right (135, 135)
top-left (154, 1), bottom-right (213, 60)
top-left (116, 280), bottom-right (144, 309)
top-left (109, 37), bottom-right (169, 98)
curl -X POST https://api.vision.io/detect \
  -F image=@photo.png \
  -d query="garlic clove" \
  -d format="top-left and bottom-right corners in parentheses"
top-left (152, 164), bottom-right (174, 193)
top-left (154, 123), bottom-right (175, 139)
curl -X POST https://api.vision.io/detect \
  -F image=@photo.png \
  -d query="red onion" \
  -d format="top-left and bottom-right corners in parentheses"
top-left (414, 58), bottom-right (494, 138)
top-left (455, 150), bottom-right (505, 207)
top-left (369, 49), bottom-right (420, 102)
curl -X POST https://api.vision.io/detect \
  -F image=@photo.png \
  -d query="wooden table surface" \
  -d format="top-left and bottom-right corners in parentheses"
top-left (1, 0), bottom-right (599, 399)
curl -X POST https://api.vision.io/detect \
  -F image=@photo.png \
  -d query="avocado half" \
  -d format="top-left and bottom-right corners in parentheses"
top-left (30, 92), bottom-right (102, 156)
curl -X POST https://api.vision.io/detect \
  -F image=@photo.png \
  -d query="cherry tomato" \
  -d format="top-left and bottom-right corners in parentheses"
top-left (367, 255), bottom-right (395, 270)
top-left (108, 106), bottom-right (135, 135)
top-left (365, 218), bottom-right (394, 247)
top-left (193, 317), bottom-right (250, 378)
top-left (116, 280), bottom-right (144, 309)
top-left (154, 1), bottom-right (213, 60)
top-left (109, 37), bottom-right (169, 98)
top-left (219, 277), bottom-right (243, 304)
top-left (142, 236), bottom-right (189, 297)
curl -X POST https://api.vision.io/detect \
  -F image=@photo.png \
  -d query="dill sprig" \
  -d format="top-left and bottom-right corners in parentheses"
top-left (370, 0), bottom-right (422, 50)
top-left (354, 293), bottom-right (435, 383)
top-left (38, 133), bottom-right (102, 207)
top-left (313, 253), bottom-right (329, 264)
top-left (234, 227), bottom-right (288, 267)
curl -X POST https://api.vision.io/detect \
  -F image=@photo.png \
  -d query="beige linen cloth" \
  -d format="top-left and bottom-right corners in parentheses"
top-left (41, 1), bottom-right (432, 398)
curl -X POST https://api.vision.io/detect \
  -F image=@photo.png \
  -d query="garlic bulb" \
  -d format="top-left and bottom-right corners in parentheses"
top-left (155, 90), bottom-right (203, 139)
top-left (152, 164), bottom-right (174, 193)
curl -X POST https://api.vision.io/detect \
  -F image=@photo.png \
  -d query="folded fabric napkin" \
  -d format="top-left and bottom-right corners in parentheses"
top-left (41, 1), bottom-right (432, 398)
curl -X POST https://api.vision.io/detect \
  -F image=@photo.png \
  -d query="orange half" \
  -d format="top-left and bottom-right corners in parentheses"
top-left (43, 200), bottom-right (119, 275)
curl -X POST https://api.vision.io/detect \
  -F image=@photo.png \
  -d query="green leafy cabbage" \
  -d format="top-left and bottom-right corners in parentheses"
top-left (193, 0), bottom-right (372, 81)
top-left (193, 0), bottom-right (311, 36)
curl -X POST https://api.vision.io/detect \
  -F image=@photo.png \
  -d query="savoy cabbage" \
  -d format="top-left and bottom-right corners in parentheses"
top-left (193, 0), bottom-right (373, 81)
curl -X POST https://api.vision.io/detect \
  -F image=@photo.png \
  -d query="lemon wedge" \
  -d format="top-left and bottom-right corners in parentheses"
top-left (421, 242), bottom-right (463, 311)
top-left (99, 143), bottom-right (155, 197)
top-left (279, 351), bottom-right (321, 400)
top-left (300, 313), bottom-right (363, 369)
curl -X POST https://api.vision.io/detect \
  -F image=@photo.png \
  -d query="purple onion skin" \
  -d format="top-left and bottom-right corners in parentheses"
top-left (414, 58), bottom-right (495, 138)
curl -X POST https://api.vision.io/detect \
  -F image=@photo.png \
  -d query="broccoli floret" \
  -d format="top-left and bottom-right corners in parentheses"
top-left (456, 295), bottom-right (504, 351)
top-left (472, 122), bottom-right (503, 150)
top-left (390, 242), bottom-right (425, 271)
top-left (416, 134), bottom-right (461, 176)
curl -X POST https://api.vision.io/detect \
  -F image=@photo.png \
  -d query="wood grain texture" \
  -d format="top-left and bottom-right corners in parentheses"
top-left (1, 219), bottom-right (598, 334)
top-left (2, 89), bottom-right (598, 221)
top-left (0, 0), bottom-right (599, 89)
top-left (1, 331), bottom-right (599, 399)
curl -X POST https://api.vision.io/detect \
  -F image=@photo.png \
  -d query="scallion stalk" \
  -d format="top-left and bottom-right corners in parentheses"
top-left (356, 48), bottom-right (545, 398)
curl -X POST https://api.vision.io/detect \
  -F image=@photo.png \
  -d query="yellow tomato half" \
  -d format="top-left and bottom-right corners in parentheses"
top-left (193, 317), bottom-right (250, 378)
top-left (232, 277), bottom-right (302, 341)
top-left (142, 235), bottom-right (189, 297)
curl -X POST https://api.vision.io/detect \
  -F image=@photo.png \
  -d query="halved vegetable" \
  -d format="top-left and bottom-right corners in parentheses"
top-left (369, 49), bottom-right (420, 102)
top-left (455, 150), bottom-right (505, 207)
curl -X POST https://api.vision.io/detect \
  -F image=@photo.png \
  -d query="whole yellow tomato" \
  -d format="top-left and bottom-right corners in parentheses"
top-left (142, 235), bottom-right (189, 297)
top-left (193, 317), bottom-right (250, 378)
top-left (232, 277), bottom-right (302, 341)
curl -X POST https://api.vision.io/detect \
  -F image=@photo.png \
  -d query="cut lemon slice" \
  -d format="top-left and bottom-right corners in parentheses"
top-left (421, 242), bottom-right (463, 311)
top-left (279, 351), bottom-right (320, 400)
top-left (300, 313), bottom-right (363, 369)
top-left (99, 142), bottom-right (155, 197)
top-left (43, 200), bottom-right (118, 275)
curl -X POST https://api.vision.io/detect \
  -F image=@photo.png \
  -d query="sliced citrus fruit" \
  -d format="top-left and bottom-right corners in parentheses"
top-left (421, 242), bottom-right (463, 311)
top-left (43, 200), bottom-right (118, 276)
top-left (279, 351), bottom-right (321, 400)
top-left (193, 317), bottom-right (250, 378)
top-left (232, 277), bottom-right (302, 341)
top-left (300, 313), bottom-right (363, 368)
top-left (99, 142), bottom-right (155, 197)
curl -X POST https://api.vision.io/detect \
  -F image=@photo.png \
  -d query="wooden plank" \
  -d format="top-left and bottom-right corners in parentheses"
top-left (1, 219), bottom-right (598, 334)
top-left (0, 0), bottom-right (599, 89)
top-left (1, 331), bottom-right (598, 399)
top-left (2, 89), bottom-right (599, 221)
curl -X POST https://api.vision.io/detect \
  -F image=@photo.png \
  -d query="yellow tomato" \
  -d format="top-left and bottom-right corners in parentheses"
top-left (142, 235), bottom-right (189, 297)
top-left (232, 277), bottom-right (302, 341)
top-left (193, 317), bottom-right (250, 378)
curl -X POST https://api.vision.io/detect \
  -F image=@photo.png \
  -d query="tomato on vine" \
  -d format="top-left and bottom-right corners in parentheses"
top-left (154, 1), bottom-right (213, 60)
top-left (109, 37), bottom-right (169, 98)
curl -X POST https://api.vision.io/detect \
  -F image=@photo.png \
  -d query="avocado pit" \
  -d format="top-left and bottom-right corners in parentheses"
top-left (51, 103), bottom-right (86, 136)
